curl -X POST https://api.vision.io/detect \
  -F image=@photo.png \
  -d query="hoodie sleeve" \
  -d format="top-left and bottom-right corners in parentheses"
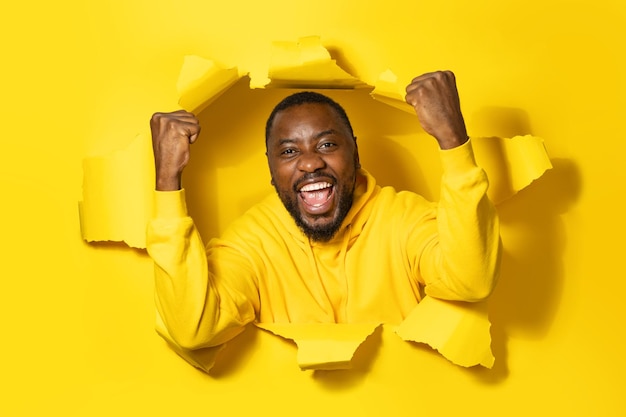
top-left (415, 139), bottom-right (501, 301)
top-left (146, 189), bottom-right (258, 351)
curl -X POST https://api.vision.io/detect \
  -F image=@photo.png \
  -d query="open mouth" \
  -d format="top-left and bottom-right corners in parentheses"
top-left (298, 181), bottom-right (334, 213)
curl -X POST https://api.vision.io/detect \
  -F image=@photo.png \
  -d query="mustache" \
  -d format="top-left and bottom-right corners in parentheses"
top-left (293, 172), bottom-right (336, 193)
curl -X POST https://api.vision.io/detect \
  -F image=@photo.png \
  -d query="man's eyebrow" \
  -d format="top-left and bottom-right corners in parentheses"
top-left (276, 130), bottom-right (338, 146)
top-left (315, 129), bottom-right (338, 139)
top-left (276, 138), bottom-right (296, 146)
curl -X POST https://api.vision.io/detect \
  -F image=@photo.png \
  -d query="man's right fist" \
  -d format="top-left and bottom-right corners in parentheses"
top-left (150, 110), bottom-right (201, 191)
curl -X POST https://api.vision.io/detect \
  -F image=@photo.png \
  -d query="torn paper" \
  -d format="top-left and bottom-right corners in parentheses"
top-left (79, 133), bottom-right (154, 248)
top-left (368, 69), bottom-right (552, 203)
top-left (81, 37), bottom-right (553, 372)
top-left (472, 135), bottom-right (553, 204)
top-left (256, 323), bottom-right (380, 370)
top-left (255, 36), bottom-right (368, 90)
top-left (370, 69), bottom-right (415, 113)
top-left (396, 296), bottom-right (494, 368)
top-left (177, 55), bottom-right (241, 114)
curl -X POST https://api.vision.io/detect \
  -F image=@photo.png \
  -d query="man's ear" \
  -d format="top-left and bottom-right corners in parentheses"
top-left (354, 136), bottom-right (361, 169)
top-left (266, 150), bottom-right (275, 185)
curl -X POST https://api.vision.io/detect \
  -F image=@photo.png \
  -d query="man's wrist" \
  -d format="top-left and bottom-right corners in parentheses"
top-left (437, 134), bottom-right (469, 150)
top-left (155, 173), bottom-right (182, 191)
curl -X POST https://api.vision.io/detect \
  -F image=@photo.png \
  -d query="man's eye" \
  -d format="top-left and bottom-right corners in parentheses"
top-left (281, 148), bottom-right (296, 155)
top-left (319, 142), bottom-right (336, 149)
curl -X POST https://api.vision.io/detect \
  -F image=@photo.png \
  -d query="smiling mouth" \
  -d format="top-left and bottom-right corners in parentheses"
top-left (299, 181), bottom-right (334, 209)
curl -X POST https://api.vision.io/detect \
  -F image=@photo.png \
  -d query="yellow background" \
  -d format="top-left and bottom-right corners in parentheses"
top-left (2, 0), bottom-right (625, 415)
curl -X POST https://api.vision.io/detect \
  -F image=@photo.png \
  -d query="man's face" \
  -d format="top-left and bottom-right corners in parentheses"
top-left (266, 102), bottom-right (359, 242)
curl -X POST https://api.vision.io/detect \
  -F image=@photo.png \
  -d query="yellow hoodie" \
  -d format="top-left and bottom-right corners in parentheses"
top-left (147, 139), bottom-right (501, 352)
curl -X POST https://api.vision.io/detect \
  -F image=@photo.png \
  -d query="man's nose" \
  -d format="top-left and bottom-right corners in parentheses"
top-left (297, 150), bottom-right (326, 172)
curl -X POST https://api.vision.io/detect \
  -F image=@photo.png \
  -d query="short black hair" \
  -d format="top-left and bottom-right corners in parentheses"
top-left (265, 91), bottom-right (355, 146)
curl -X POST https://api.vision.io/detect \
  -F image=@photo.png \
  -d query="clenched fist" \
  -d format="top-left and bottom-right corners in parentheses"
top-left (405, 71), bottom-right (468, 150)
top-left (150, 110), bottom-right (201, 191)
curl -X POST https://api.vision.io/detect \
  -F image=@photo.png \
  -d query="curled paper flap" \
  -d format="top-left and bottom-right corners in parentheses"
top-left (472, 135), bottom-right (553, 204)
top-left (396, 296), bottom-right (494, 368)
top-left (258, 36), bottom-right (367, 89)
top-left (370, 68), bottom-right (415, 113)
top-left (79, 133), bottom-right (153, 248)
top-left (177, 55), bottom-right (242, 114)
top-left (256, 322), bottom-right (381, 370)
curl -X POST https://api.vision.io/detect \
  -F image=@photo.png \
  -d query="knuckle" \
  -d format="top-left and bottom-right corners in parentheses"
top-left (433, 71), bottom-right (446, 80)
top-left (150, 112), bottom-right (164, 123)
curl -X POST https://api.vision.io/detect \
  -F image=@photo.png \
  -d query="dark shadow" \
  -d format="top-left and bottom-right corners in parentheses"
top-left (450, 106), bottom-right (583, 383)
top-left (473, 136), bottom-right (513, 204)
top-left (184, 76), bottom-right (282, 238)
top-left (85, 239), bottom-right (146, 256)
top-left (157, 324), bottom-right (259, 379)
top-left (466, 316), bottom-right (510, 383)
top-left (469, 157), bottom-right (582, 384)
top-left (493, 158), bottom-right (581, 335)
top-left (311, 324), bottom-right (383, 389)
top-left (470, 107), bottom-right (534, 203)
top-left (326, 46), bottom-right (360, 81)
top-left (208, 323), bottom-right (259, 377)
top-left (339, 90), bottom-right (432, 197)
top-left (470, 106), bottom-right (534, 138)
top-left (360, 136), bottom-right (433, 198)
top-left (403, 339), bottom-right (462, 365)
top-left (185, 81), bottom-right (426, 240)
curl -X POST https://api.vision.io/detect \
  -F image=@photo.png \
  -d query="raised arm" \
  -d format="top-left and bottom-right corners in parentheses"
top-left (405, 71), bottom-right (501, 301)
top-left (147, 111), bottom-right (257, 352)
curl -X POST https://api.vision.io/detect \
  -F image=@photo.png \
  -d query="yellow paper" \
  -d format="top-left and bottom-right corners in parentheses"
top-left (370, 68), bottom-right (415, 113)
top-left (177, 55), bottom-right (241, 113)
top-left (256, 323), bottom-right (381, 370)
top-left (80, 38), bottom-right (551, 370)
top-left (473, 135), bottom-right (553, 204)
top-left (258, 36), bottom-right (367, 89)
top-left (395, 296), bottom-right (494, 368)
top-left (79, 133), bottom-right (154, 249)
top-left (81, 42), bottom-right (552, 250)
top-left (368, 69), bottom-right (552, 204)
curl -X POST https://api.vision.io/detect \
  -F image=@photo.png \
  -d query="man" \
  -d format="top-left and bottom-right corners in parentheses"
top-left (147, 71), bottom-right (501, 355)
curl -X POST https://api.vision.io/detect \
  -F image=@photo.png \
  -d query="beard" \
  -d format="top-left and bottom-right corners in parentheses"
top-left (274, 172), bottom-right (355, 242)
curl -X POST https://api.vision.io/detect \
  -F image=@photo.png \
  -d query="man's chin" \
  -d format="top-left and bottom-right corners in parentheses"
top-left (300, 223), bottom-right (340, 242)
top-left (278, 186), bottom-right (353, 242)
top-left (296, 213), bottom-right (340, 242)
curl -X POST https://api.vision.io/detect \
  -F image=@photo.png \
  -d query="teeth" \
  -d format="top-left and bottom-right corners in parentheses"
top-left (300, 182), bottom-right (332, 192)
